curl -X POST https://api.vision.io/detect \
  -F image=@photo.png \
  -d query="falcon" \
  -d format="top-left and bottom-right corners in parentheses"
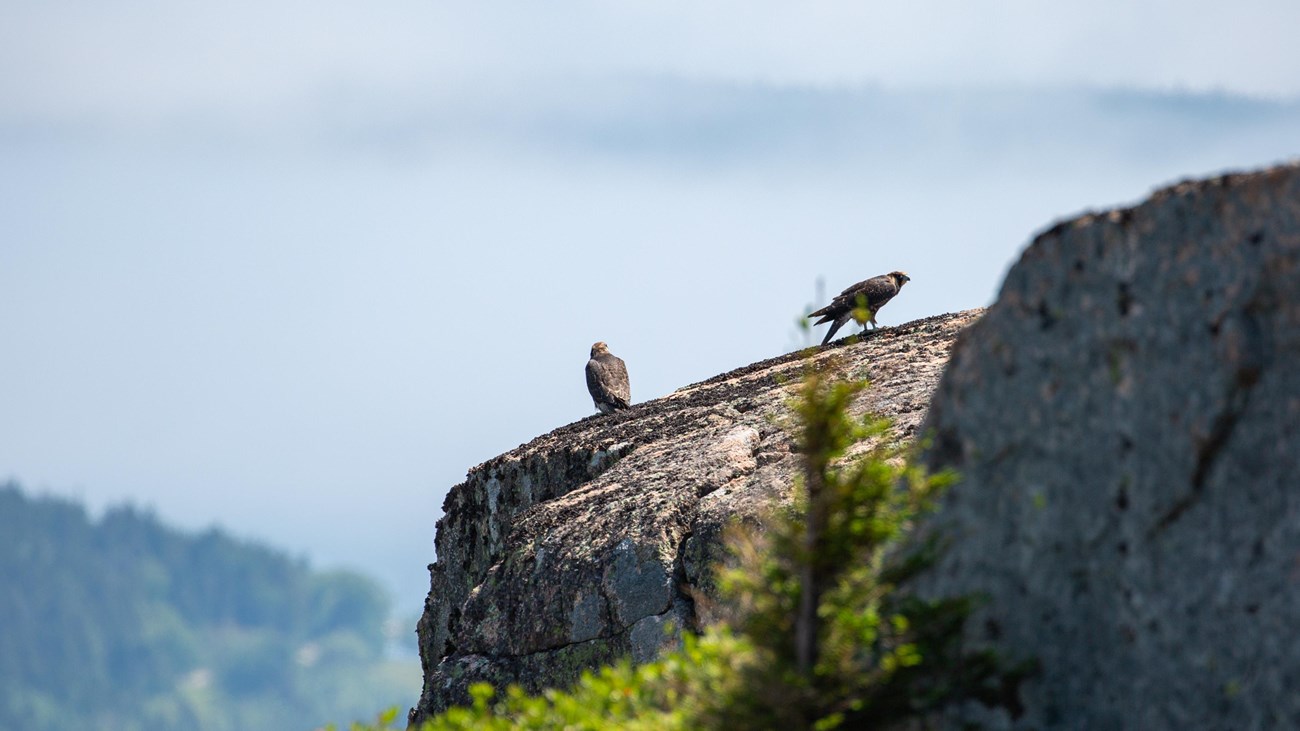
top-left (809, 271), bottom-right (911, 345)
top-left (585, 342), bottom-right (631, 414)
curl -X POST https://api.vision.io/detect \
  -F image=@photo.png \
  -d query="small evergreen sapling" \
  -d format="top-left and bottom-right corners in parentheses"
top-left (714, 360), bottom-right (1027, 729)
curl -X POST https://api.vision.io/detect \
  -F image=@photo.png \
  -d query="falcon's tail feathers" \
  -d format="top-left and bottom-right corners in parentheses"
top-left (820, 315), bottom-right (850, 345)
top-left (808, 304), bottom-right (835, 320)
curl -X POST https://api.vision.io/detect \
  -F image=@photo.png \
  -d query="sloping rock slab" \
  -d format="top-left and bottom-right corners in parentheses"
top-left (410, 308), bottom-right (982, 721)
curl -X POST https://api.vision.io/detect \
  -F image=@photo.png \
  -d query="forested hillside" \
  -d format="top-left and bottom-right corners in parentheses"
top-left (0, 482), bottom-right (418, 731)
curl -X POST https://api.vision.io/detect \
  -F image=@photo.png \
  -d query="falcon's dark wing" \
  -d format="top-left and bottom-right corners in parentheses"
top-left (586, 354), bottom-right (631, 410)
top-left (809, 274), bottom-right (898, 324)
top-left (847, 275), bottom-right (901, 313)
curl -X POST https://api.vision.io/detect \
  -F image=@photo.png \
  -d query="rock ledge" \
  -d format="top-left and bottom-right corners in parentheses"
top-left (410, 309), bottom-right (982, 721)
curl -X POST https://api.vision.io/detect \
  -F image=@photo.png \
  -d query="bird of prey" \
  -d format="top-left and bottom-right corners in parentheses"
top-left (585, 342), bottom-right (631, 414)
top-left (809, 271), bottom-right (911, 345)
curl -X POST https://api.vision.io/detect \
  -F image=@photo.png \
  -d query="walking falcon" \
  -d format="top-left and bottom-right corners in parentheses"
top-left (809, 271), bottom-right (911, 345)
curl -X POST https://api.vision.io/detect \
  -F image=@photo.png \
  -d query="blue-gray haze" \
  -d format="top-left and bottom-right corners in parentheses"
top-left (2, 1), bottom-right (1298, 616)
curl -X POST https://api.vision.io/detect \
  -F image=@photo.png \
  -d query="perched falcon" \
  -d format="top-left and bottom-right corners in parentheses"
top-left (585, 342), bottom-right (631, 414)
top-left (809, 271), bottom-right (911, 345)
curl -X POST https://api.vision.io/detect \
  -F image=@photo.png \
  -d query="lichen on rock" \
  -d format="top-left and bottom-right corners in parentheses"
top-left (913, 161), bottom-right (1300, 729)
top-left (409, 309), bottom-right (979, 722)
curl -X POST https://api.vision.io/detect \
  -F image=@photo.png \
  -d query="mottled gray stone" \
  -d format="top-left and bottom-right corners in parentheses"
top-left (604, 539), bottom-right (673, 626)
top-left (409, 309), bottom-right (979, 723)
top-left (567, 589), bottom-right (606, 644)
top-left (915, 161), bottom-right (1300, 730)
top-left (628, 600), bottom-right (694, 665)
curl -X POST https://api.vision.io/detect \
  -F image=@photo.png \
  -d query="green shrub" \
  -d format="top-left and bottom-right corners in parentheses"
top-left (705, 363), bottom-right (1023, 729)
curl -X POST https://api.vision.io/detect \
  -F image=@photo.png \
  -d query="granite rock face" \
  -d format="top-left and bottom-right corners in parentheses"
top-left (916, 162), bottom-right (1300, 729)
top-left (409, 309), bottom-right (982, 723)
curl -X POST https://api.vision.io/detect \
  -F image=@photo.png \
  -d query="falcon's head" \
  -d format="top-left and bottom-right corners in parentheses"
top-left (590, 342), bottom-right (610, 357)
top-left (889, 271), bottom-right (911, 287)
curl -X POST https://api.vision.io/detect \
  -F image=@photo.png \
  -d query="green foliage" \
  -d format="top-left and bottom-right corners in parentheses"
top-left (344, 631), bottom-right (749, 731)
top-left (0, 484), bottom-right (419, 731)
top-left (711, 361), bottom-right (997, 729)
top-left (350, 364), bottom-right (1024, 731)
top-left (850, 292), bottom-right (875, 329)
top-left (421, 631), bottom-right (746, 731)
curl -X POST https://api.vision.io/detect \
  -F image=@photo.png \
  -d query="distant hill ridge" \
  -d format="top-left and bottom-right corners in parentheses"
top-left (0, 483), bottom-right (415, 731)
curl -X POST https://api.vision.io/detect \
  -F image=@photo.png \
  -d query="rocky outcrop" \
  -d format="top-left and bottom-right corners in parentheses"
top-left (915, 162), bottom-right (1300, 728)
top-left (409, 309), bottom-right (981, 723)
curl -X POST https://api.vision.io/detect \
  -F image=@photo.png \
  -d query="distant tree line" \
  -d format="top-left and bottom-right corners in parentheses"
top-left (0, 483), bottom-right (418, 731)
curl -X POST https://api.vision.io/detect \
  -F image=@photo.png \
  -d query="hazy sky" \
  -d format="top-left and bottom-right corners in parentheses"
top-left (3, 1), bottom-right (1298, 613)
